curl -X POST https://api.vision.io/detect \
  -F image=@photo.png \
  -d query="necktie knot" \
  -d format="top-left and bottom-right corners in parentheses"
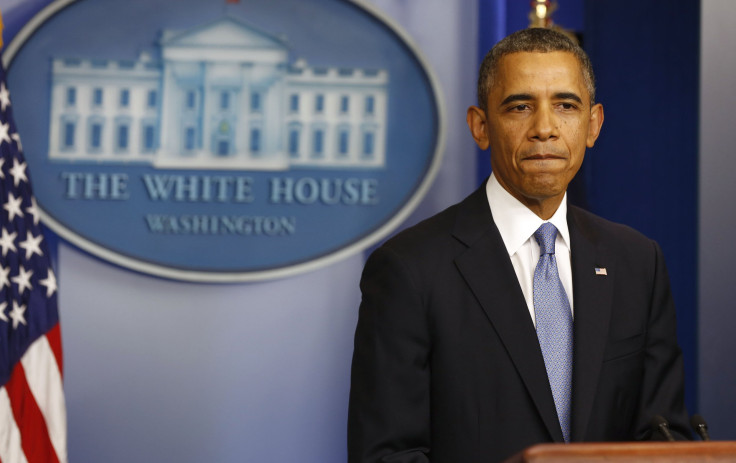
top-left (534, 222), bottom-right (558, 255)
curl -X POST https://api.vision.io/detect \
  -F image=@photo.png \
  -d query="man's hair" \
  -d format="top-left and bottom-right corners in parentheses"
top-left (477, 28), bottom-right (596, 111)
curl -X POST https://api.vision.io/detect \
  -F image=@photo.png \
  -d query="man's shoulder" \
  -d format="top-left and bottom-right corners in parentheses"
top-left (379, 184), bottom-right (489, 255)
top-left (381, 201), bottom-right (464, 255)
top-left (569, 205), bottom-right (657, 251)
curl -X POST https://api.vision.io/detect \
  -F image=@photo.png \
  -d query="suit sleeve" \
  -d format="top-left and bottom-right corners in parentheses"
top-left (348, 245), bottom-right (432, 463)
top-left (633, 240), bottom-right (691, 440)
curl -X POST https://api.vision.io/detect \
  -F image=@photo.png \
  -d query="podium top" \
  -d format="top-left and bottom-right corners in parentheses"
top-left (503, 441), bottom-right (736, 462)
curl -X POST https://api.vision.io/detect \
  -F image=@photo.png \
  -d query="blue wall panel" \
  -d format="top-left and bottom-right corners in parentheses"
top-left (583, 0), bottom-right (700, 413)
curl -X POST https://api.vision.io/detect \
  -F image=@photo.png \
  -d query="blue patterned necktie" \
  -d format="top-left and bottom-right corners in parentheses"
top-left (533, 222), bottom-right (573, 442)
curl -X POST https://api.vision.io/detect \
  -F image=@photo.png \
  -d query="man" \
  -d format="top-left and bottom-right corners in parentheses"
top-left (347, 28), bottom-right (690, 463)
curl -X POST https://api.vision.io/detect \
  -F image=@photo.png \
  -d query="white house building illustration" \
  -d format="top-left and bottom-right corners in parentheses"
top-left (47, 17), bottom-right (388, 170)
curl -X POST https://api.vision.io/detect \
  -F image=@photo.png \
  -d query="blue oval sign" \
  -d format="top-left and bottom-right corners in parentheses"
top-left (4, 0), bottom-right (444, 282)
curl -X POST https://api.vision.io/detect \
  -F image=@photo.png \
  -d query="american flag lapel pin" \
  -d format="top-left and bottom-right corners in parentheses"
top-left (595, 267), bottom-right (608, 276)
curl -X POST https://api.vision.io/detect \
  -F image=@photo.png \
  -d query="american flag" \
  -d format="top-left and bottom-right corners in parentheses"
top-left (0, 60), bottom-right (67, 462)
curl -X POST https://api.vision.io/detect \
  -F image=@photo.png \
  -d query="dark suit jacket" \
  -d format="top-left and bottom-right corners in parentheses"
top-left (348, 182), bottom-right (690, 463)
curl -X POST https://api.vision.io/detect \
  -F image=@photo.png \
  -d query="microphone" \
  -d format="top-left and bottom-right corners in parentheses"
top-left (650, 415), bottom-right (675, 441)
top-left (690, 414), bottom-right (711, 441)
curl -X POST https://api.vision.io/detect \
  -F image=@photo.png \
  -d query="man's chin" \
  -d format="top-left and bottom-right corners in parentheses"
top-left (518, 181), bottom-right (567, 203)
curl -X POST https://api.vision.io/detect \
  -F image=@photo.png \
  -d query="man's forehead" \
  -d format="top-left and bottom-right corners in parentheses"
top-left (492, 51), bottom-right (588, 95)
top-left (496, 50), bottom-right (583, 75)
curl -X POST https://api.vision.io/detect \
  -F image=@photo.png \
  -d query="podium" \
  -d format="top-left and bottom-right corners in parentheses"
top-left (503, 441), bottom-right (736, 462)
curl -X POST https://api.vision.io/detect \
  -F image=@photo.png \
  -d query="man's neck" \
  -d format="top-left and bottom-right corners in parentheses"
top-left (518, 195), bottom-right (565, 220)
top-left (493, 176), bottom-right (565, 220)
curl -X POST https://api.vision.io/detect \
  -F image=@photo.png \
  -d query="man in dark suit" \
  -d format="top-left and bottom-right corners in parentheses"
top-left (347, 28), bottom-right (690, 463)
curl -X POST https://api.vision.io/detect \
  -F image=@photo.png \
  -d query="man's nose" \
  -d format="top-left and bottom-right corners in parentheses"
top-left (529, 106), bottom-right (559, 141)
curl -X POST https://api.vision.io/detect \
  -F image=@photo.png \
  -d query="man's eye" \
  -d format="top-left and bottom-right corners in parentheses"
top-left (510, 104), bottom-right (530, 111)
top-left (558, 102), bottom-right (577, 110)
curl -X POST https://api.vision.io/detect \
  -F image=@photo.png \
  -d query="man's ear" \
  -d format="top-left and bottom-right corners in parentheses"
top-left (466, 105), bottom-right (490, 150)
top-left (586, 103), bottom-right (604, 148)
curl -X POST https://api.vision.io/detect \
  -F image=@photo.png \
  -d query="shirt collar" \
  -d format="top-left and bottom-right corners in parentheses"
top-left (486, 173), bottom-right (571, 257)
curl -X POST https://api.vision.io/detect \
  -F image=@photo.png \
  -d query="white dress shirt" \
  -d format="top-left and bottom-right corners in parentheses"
top-left (485, 173), bottom-right (574, 327)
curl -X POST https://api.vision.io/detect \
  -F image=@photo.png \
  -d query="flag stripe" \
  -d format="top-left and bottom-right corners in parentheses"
top-left (0, 387), bottom-right (28, 463)
top-left (5, 363), bottom-right (60, 463)
top-left (45, 324), bottom-right (63, 380)
top-left (20, 335), bottom-right (67, 463)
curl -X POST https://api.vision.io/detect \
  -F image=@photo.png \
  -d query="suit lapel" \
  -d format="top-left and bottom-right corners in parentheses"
top-left (452, 185), bottom-right (564, 442)
top-left (567, 207), bottom-right (615, 441)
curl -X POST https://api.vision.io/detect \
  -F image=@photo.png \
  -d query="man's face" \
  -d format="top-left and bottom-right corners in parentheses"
top-left (467, 51), bottom-right (604, 217)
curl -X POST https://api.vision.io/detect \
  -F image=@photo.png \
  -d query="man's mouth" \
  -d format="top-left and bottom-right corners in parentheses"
top-left (523, 153), bottom-right (565, 161)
